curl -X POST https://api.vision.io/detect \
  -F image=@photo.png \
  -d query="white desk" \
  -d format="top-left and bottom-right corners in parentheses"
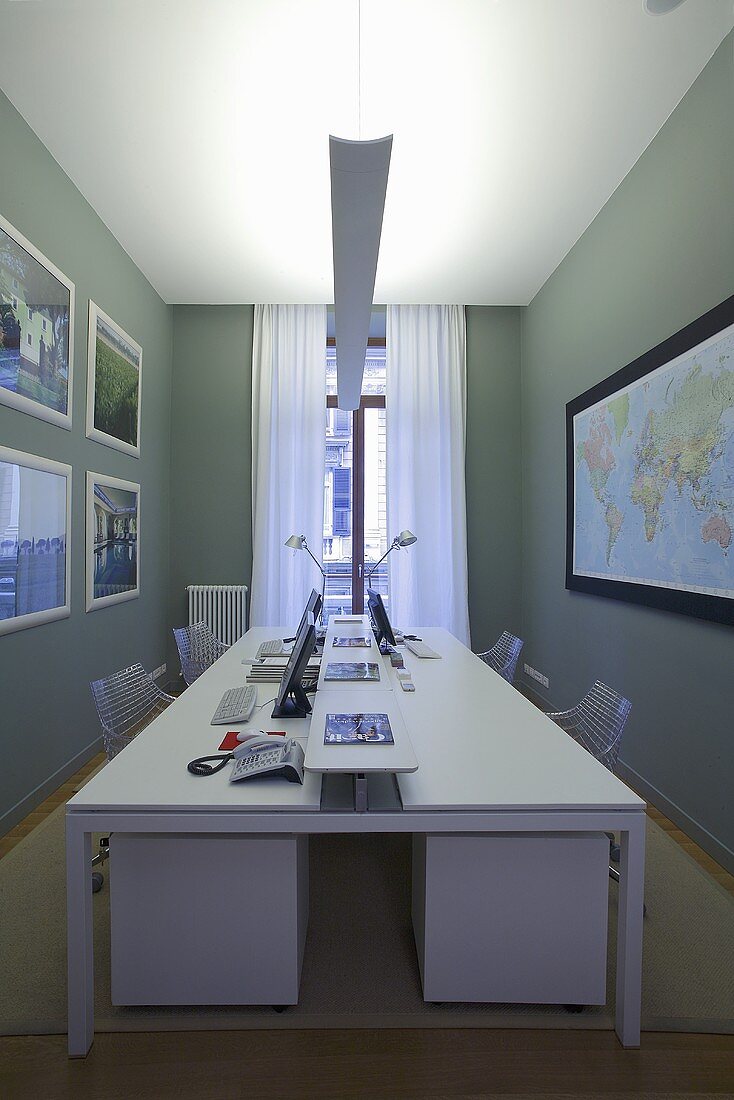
top-left (66, 623), bottom-right (646, 1055)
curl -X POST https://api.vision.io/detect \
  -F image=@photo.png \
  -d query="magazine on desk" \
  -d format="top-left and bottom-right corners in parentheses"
top-left (332, 636), bottom-right (372, 648)
top-left (324, 662), bottom-right (380, 682)
top-left (324, 712), bottom-right (394, 745)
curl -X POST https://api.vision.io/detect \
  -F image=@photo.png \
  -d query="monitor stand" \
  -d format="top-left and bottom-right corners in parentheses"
top-left (271, 684), bottom-right (312, 720)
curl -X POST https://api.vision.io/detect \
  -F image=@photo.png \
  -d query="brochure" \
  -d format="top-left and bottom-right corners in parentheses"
top-left (324, 712), bottom-right (394, 745)
top-left (332, 636), bottom-right (372, 648)
top-left (324, 662), bottom-right (380, 682)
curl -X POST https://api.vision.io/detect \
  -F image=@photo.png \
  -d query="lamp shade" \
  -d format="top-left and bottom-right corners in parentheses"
top-left (285, 534), bottom-right (306, 550)
top-left (396, 529), bottom-right (417, 547)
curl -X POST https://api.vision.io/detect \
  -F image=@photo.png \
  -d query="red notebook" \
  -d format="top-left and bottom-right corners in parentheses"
top-left (217, 730), bottom-right (285, 751)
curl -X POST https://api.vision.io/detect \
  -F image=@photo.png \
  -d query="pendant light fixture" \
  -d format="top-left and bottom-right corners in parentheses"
top-left (330, 0), bottom-right (392, 410)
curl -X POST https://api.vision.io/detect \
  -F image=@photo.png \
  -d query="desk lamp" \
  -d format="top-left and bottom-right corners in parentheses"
top-left (366, 529), bottom-right (417, 582)
top-left (285, 534), bottom-right (326, 623)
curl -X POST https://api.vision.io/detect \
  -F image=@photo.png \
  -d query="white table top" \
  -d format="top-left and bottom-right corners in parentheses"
top-left (69, 629), bottom-right (324, 813)
top-left (69, 624), bottom-right (644, 816)
top-left (305, 688), bottom-right (418, 773)
top-left (393, 628), bottom-right (644, 813)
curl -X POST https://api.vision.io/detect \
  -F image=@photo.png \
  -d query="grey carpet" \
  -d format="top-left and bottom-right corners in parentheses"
top-left (0, 808), bottom-right (732, 1035)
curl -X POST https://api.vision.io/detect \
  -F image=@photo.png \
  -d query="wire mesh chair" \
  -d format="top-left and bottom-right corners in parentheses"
top-left (546, 680), bottom-right (630, 773)
top-left (89, 663), bottom-right (175, 891)
top-left (173, 621), bottom-right (229, 686)
top-left (477, 631), bottom-right (524, 684)
top-left (90, 662), bottom-right (176, 762)
top-left (547, 680), bottom-right (634, 892)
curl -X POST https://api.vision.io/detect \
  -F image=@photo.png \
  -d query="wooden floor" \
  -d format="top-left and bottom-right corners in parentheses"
top-left (2, 1029), bottom-right (734, 1100)
top-left (1, 754), bottom-right (733, 1099)
top-left (0, 752), bottom-right (106, 861)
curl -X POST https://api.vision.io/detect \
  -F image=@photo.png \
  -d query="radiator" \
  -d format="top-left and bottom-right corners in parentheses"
top-left (186, 584), bottom-right (248, 646)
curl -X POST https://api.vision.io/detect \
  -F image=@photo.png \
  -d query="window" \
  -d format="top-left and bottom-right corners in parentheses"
top-left (26, 333), bottom-right (32, 347)
top-left (332, 467), bottom-right (351, 535)
top-left (322, 344), bottom-right (388, 621)
top-left (42, 318), bottom-right (47, 332)
top-left (27, 308), bottom-right (34, 321)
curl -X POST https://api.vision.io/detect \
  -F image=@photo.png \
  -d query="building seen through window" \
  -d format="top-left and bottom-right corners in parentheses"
top-left (322, 346), bottom-right (387, 622)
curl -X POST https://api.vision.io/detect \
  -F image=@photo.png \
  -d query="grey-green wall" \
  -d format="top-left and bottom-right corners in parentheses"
top-left (520, 33), bottom-right (734, 867)
top-left (0, 91), bottom-right (173, 831)
top-left (168, 306), bottom-right (253, 678)
top-left (466, 306), bottom-right (522, 651)
top-left (167, 305), bottom-right (523, 675)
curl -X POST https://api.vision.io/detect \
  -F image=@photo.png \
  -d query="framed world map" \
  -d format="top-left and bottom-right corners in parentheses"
top-left (566, 294), bottom-right (734, 626)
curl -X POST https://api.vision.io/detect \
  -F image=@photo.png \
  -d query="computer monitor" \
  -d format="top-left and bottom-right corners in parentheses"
top-left (272, 612), bottom-right (317, 718)
top-left (292, 588), bottom-right (321, 638)
top-left (367, 588), bottom-right (397, 650)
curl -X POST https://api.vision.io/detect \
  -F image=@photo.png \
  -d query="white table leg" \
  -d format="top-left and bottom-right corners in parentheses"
top-left (614, 813), bottom-right (646, 1047)
top-left (66, 815), bottom-right (94, 1057)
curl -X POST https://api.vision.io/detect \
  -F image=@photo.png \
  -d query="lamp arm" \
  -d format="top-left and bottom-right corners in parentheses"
top-left (300, 541), bottom-right (326, 625)
top-left (366, 541), bottom-right (397, 582)
top-left (304, 544), bottom-right (326, 578)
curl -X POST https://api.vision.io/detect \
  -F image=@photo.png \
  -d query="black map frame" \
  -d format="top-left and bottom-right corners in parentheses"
top-left (566, 293), bottom-right (734, 627)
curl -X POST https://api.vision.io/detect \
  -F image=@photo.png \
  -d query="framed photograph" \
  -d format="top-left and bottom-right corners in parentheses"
top-left (0, 446), bottom-right (71, 636)
top-left (0, 213), bottom-right (74, 430)
top-left (567, 293), bottom-right (734, 626)
top-left (86, 471), bottom-right (140, 612)
top-left (86, 300), bottom-right (142, 457)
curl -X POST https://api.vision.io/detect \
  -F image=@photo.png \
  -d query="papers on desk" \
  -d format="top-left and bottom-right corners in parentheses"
top-left (324, 662), bottom-right (380, 682)
top-left (324, 712), bottom-right (394, 745)
top-left (333, 636), bottom-right (372, 648)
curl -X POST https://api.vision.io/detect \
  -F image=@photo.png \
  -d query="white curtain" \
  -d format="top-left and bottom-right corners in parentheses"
top-left (386, 305), bottom-right (470, 645)
top-left (250, 305), bottom-right (327, 628)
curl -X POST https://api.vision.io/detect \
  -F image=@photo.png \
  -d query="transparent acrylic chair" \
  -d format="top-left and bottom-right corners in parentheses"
top-left (546, 680), bottom-right (630, 773)
top-left (547, 680), bottom-right (633, 885)
top-left (173, 621), bottom-right (229, 686)
top-left (477, 631), bottom-right (524, 684)
top-left (89, 663), bottom-right (175, 891)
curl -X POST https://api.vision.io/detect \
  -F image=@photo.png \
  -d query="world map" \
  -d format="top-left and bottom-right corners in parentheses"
top-left (573, 323), bottom-right (734, 600)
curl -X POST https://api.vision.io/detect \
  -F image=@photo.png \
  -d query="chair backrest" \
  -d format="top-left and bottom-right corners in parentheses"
top-left (173, 621), bottom-right (227, 686)
top-left (479, 631), bottom-right (524, 684)
top-left (548, 680), bottom-right (631, 772)
top-left (90, 663), bottom-right (171, 760)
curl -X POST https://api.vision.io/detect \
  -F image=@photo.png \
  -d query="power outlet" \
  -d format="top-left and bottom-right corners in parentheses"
top-left (523, 663), bottom-right (549, 690)
top-left (152, 663), bottom-right (166, 681)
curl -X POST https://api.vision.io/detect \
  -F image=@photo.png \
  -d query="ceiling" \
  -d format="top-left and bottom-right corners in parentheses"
top-left (1, 0), bottom-right (732, 306)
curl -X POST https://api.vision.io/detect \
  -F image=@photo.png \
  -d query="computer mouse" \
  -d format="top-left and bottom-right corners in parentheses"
top-left (236, 731), bottom-right (261, 743)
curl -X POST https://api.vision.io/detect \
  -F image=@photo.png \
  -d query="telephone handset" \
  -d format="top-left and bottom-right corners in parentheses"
top-left (230, 737), bottom-right (305, 784)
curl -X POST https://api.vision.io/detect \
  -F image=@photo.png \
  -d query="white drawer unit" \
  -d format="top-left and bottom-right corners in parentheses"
top-left (412, 832), bottom-right (610, 1006)
top-left (110, 832), bottom-right (308, 1006)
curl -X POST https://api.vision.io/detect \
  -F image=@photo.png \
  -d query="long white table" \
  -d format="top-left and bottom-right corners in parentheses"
top-left (66, 619), bottom-right (646, 1055)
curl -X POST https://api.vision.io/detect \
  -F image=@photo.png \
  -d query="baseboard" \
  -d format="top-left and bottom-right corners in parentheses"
top-left (0, 736), bottom-right (103, 840)
top-left (616, 761), bottom-right (734, 877)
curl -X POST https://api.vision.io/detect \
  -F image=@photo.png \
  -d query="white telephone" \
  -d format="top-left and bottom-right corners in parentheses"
top-left (230, 737), bottom-right (305, 784)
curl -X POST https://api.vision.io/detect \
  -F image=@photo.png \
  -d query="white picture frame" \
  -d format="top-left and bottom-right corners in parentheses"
top-left (86, 471), bottom-right (140, 612)
top-left (0, 212), bottom-right (75, 430)
top-left (0, 445), bottom-right (72, 635)
top-left (86, 300), bottom-right (142, 458)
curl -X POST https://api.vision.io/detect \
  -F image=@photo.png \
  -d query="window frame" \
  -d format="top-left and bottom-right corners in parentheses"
top-left (325, 388), bottom-right (386, 614)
